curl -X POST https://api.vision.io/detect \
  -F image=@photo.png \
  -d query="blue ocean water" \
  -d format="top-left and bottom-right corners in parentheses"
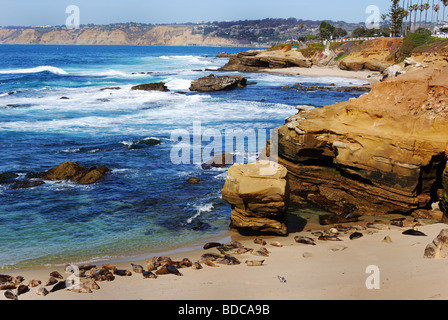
top-left (0, 45), bottom-right (368, 269)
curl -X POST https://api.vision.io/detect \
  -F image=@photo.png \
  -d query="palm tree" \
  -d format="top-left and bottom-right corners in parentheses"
top-left (419, 1), bottom-right (425, 28)
top-left (434, 3), bottom-right (440, 24)
top-left (411, 3), bottom-right (420, 30)
top-left (424, 2), bottom-right (431, 27)
top-left (443, 0), bottom-right (448, 23)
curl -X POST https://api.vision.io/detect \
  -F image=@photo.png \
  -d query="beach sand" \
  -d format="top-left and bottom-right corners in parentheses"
top-left (3, 219), bottom-right (448, 301)
top-left (261, 66), bottom-right (383, 85)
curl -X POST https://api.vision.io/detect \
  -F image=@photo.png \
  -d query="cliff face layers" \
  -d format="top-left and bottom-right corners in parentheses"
top-left (0, 26), bottom-right (242, 46)
top-left (276, 66), bottom-right (448, 217)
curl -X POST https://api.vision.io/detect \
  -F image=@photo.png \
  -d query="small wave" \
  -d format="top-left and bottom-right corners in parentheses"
top-left (0, 66), bottom-right (68, 75)
top-left (157, 55), bottom-right (212, 65)
top-left (187, 203), bottom-right (214, 224)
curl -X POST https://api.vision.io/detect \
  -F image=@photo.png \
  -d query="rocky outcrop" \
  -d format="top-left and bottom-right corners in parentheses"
top-left (275, 66), bottom-right (448, 217)
top-left (131, 82), bottom-right (169, 91)
top-left (189, 75), bottom-right (247, 92)
top-left (221, 160), bottom-right (289, 236)
top-left (219, 49), bottom-right (313, 72)
top-left (337, 38), bottom-right (402, 72)
top-left (40, 162), bottom-right (111, 184)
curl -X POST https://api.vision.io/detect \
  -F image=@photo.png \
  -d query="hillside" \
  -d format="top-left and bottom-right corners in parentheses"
top-left (0, 19), bottom-right (363, 46)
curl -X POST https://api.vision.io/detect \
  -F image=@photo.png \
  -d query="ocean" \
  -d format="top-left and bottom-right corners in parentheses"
top-left (0, 45), bottom-right (368, 269)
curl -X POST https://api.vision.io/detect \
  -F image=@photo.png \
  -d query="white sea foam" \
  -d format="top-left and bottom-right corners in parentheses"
top-left (0, 66), bottom-right (68, 75)
top-left (187, 203), bottom-right (214, 224)
top-left (158, 55), bottom-right (213, 65)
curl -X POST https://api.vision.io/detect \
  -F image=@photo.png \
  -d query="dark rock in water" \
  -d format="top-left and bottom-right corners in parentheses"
top-left (128, 137), bottom-right (161, 149)
top-left (187, 177), bottom-right (200, 184)
top-left (100, 87), bottom-right (121, 91)
top-left (10, 180), bottom-right (45, 190)
top-left (131, 82), bottom-right (169, 92)
top-left (349, 232), bottom-right (364, 240)
top-left (189, 74), bottom-right (247, 92)
top-left (191, 221), bottom-right (211, 231)
top-left (402, 229), bottom-right (427, 236)
top-left (5, 104), bottom-right (33, 108)
top-left (0, 172), bottom-right (19, 184)
top-left (201, 153), bottom-right (234, 169)
top-left (39, 162), bottom-right (111, 185)
top-left (319, 214), bottom-right (359, 225)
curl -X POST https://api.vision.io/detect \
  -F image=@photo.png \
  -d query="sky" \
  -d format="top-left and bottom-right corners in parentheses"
top-left (0, 0), bottom-right (393, 27)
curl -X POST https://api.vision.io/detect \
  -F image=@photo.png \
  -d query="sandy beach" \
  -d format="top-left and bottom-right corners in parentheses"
top-left (261, 65), bottom-right (383, 85)
top-left (3, 213), bottom-right (448, 301)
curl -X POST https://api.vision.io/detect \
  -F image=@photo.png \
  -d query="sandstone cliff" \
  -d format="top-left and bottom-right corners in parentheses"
top-left (219, 48), bottom-right (313, 72)
top-left (275, 66), bottom-right (448, 217)
top-left (0, 25), bottom-right (242, 46)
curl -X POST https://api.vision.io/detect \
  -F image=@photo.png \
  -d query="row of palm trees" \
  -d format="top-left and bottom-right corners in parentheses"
top-left (400, 0), bottom-right (448, 34)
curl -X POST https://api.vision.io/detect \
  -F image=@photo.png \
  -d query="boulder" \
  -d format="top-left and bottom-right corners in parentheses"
top-left (189, 74), bottom-right (247, 92)
top-left (424, 229), bottom-right (448, 259)
top-left (131, 82), bottom-right (169, 91)
top-left (221, 160), bottom-right (289, 236)
top-left (40, 162), bottom-right (111, 184)
top-left (275, 66), bottom-right (448, 217)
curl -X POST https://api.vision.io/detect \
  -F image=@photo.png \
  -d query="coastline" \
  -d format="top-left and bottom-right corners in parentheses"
top-left (2, 59), bottom-right (445, 301)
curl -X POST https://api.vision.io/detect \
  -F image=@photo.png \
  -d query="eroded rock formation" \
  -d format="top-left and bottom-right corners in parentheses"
top-left (219, 49), bottom-right (312, 72)
top-left (275, 66), bottom-right (448, 217)
top-left (189, 74), bottom-right (247, 92)
top-left (221, 160), bottom-right (289, 235)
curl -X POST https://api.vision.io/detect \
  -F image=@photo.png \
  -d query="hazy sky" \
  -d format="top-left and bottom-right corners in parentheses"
top-left (0, 0), bottom-right (392, 26)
